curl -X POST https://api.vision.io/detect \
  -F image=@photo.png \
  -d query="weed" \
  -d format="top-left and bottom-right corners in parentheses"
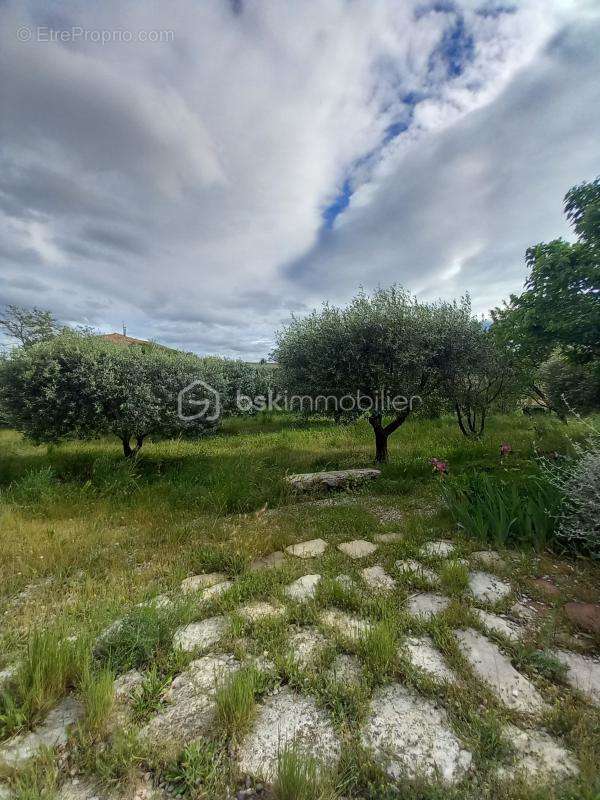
top-left (94, 605), bottom-right (177, 672)
top-left (130, 666), bottom-right (169, 723)
top-left (273, 744), bottom-right (337, 800)
top-left (215, 666), bottom-right (263, 738)
top-left (79, 665), bottom-right (114, 736)
top-left (357, 619), bottom-right (398, 682)
top-left (162, 739), bottom-right (227, 798)
top-left (439, 561), bottom-right (469, 596)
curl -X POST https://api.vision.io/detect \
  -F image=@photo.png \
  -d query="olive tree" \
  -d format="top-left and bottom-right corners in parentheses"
top-left (0, 333), bottom-right (228, 456)
top-left (273, 287), bottom-right (479, 462)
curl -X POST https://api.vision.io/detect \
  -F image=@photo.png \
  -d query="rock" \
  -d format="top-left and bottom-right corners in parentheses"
top-left (360, 565), bottom-right (396, 593)
top-left (471, 550), bottom-right (505, 570)
top-left (319, 609), bottom-right (372, 642)
top-left (498, 724), bottom-right (578, 782)
top-left (181, 573), bottom-right (228, 594)
top-left (407, 593), bottom-right (450, 620)
top-left (468, 571), bottom-right (512, 604)
top-left (337, 540), bottom-right (378, 559)
top-left (419, 540), bottom-right (455, 559)
top-left (249, 552), bottom-right (286, 572)
top-left (510, 599), bottom-right (538, 622)
top-left (374, 532), bottom-right (403, 543)
top-left (285, 539), bottom-right (327, 559)
top-left (238, 601), bottom-right (285, 622)
top-left (472, 609), bottom-right (523, 643)
top-left (113, 669), bottom-right (144, 702)
top-left (401, 636), bottom-right (456, 683)
top-left (142, 654), bottom-right (240, 746)
top-left (395, 560), bottom-right (440, 586)
top-left (361, 684), bottom-right (472, 784)
top-left (335, 574), bottom-right (355, 591)
top-left (287, 627), bottom-right (328, 668)
top-left (172, 616), bottom-right (228, 653)
top-left (237, 687), bottom-right (340, 780)
top-left (0, 697), bottom-right (84, 769)
top-left (284, 574), bottom-right (322, 602)
top-left (563, 602), bottom-right (600, 635)
top-left (327, 654), bottom-right (362, 685)
top-left (0, 664), bottom-right (18, 689)
top-left (456, 629), bottom-right (545, 714)
top-left (532, 578), bottom-right (561, 598)
top-left (201, 580), bottom-right (233, 601)
top-left (138, 595), bottom-right (173, 611)
top-left (0, 785), bottom-right (12, 800)
top-left (286, 469), bottom-right (380, 492)
top-left (551, 649), bottom-right (600, 705)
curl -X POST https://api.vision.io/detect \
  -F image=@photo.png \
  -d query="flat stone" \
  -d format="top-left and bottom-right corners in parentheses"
top-left (319, 609), bottom-right (372, 642)
top-left (551, 650), bottom-right (600, 705)
top-left (237, 687), bottom-right (340, 780)
top-left (0, 697), bottom-right (84, 769)
top-left (468, 571), bottom-right (512, 604)
top-left (0, 664), bottom-right (18, 689)
top-left (396, 560), bottom-right (440, 586)
top-left (142, 654), bottom-right (240, 746)
top-left (407, 593), bottom-right (450, 621)
top-left (288, 627), bottom-right (328, 668)
top-left (471, 550), bottom-right (506, 570)
top-left (338, 539), bottom-right (378, 559)
top-left (361, 565), bottom-right (396, 593)
top-left (113, 669), bottom-right (144, 702)
top-left (285, 539), bottom-right (327, 559)
top-left (473, 609), bottom-right (523, 642)
top-left (456, 629), bottom-right (545, 714)
top-left (563, 602), bottom-right (600, 635)
top-left (201, 580), bottom-right (233, 601)
top-left (284, 574), bottom-right (322, 602)
top-left (172, 616), bottom-right (227, 653)
top-left (249, 551), bottom-right (286, 572)
top-left (238, 601), bottom-right (285, 622)
top-left (327, 654), bottom-right (362, 685)
top-left (335, 574), bottom-right (355, 591)
top-left (419, 540), bottom-right (455, 558)
top-left (181, 573), bottom-right (228, 594)
top-left (286, 468), bottom-right (380, 492)
top-left (138, 594), bottom-right (173, 610)
top-left (498, 724), bottom-right (579, 781)
top-left (510, 599), bottom-right (538, 622)
top-left (374, 532), bottom-right (404, 543)
top-left (361, 684), bottom-right (472, 784)
top-left (402, 636), bottom-right (456, 683)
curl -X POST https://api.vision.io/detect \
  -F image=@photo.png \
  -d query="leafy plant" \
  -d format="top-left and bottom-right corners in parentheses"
top-left (163, 739), bottom-right (226, 798)
top-left (94, 605), bottom-right (177, 672)
top-left (442, 470), bottom-right (561, 550)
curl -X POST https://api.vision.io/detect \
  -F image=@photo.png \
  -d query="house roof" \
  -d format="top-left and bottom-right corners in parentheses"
top-left (98, 332), bottom-right (155, 347)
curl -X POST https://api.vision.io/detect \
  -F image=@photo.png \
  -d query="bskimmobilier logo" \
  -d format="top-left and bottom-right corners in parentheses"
top-left (177, 380), bottom-right (221, 422)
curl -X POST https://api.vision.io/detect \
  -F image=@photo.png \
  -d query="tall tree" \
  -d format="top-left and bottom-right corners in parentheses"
top-left (0, 305), bottom-right (61, 348)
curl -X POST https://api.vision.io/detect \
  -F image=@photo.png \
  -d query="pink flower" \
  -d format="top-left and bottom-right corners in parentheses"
top-left (500, 442), bottom-right (512, 457)
top-left (430, 458), bottom-right (448, 475)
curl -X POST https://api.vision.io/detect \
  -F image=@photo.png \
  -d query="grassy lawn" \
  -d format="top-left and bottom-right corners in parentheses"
top-left (0, 413), bottom-right (599, 799)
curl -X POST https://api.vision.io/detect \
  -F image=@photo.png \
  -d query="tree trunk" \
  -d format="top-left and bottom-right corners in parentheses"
top-left (368, 410), bottom-right (410, 463)
top-left (121, 434), bottom-right (145, 458)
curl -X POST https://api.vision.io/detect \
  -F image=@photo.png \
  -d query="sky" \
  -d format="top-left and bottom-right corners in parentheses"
top-left (1, 0), bottom-right (599, 359)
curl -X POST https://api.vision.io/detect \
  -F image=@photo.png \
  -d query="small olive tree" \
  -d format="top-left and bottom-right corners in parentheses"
top-left (0, 333), bottom-right (228, 456)
top-left (273, 287), bottom-right (479, 462)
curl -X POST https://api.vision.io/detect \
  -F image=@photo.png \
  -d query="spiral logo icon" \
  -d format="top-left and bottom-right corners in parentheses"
top-left (16, 26), bottom-right (32, 42)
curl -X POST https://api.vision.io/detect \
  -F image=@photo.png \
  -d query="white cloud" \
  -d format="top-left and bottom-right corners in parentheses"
top-left (0, 0), bottom-right (598, 357)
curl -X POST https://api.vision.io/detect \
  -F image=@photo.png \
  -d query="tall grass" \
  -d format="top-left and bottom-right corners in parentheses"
top-left (273, 745), bottom-right (337, 800)
top-left (442, 470), bottom-right (562, 550)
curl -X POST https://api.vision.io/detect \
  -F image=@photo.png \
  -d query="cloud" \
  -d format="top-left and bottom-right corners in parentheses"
top-left (0, 0), bottom-right (598, 357)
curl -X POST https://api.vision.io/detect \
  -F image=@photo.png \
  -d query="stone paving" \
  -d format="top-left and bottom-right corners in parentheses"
top-left (5, 539), bottom-right (597, 792)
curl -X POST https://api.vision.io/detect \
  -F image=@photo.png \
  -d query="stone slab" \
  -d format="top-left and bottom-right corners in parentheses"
top-left (472, 609), bottom-right (523, 643)
top-left (419, 540), bottom-right (455, 558)
top-left (284, 574), bottom-right (322, 602)
top-left (407, 593), bottom-right (450, 621)
top-left (172, 616), bottom-right (228, 653)
top-left (181, 573), bottom-right (228, 594)
top-left (285, 539), bottom-right (327, 559)
top-left (286, 469), bottom-right (380, 491)
top-left (396, 560), bottom-right (440, 586)
top-left (456, 629), bottom-right (545, 714)
top-left (361, 565), bottom-right (396, 593)
top-left (238, 601), bottom-right (285, 622)
top-left (551, 649), bottom-right (600, 705)
top-left (498, 724), bottom-right (578, 782)
top-left (288, 627), bottom-right (328, 668)
top-left (374, 532), bottom-right (404, 543)
top-left (468, 571), bottom-right (512, 604)
top-left (361, 684), bottom-right (472, 784)
top-left (237, 687), bottom-right (340, 780)
top-left (249, 552), bottom-right (286, 572)
top-left (337, 540), bottom-right (378, 559)
top-left (402, 636), bottom-right (456, 683)
top-left (319, 609), bottom-right (372, 642)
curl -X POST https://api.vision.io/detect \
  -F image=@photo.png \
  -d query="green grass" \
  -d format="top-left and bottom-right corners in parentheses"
top-left (273, 744), bottom-right (337, 800)
top-left (0, 414), bottom-right (599, 799)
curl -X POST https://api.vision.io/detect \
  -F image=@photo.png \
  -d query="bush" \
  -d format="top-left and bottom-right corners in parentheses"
top-left (0, 333), bottom-right (229, 456)
top-left (538, 352), bottom-right (600, 416)
top-left (551, 434), bottom-right (600, 557)
top-left (442, 470), bottom-right (561, 550)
